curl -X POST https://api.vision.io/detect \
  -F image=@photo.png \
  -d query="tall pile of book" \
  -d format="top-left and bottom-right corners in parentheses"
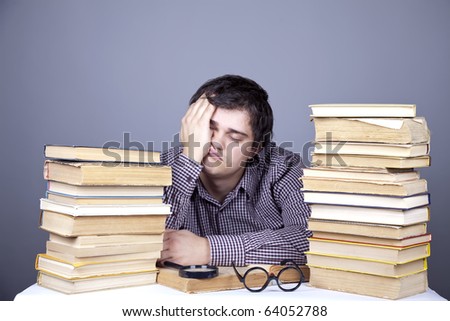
top-left (35, 145), bottom-right (172, 294)
top-left (303, 104), bottom-right (431, 299)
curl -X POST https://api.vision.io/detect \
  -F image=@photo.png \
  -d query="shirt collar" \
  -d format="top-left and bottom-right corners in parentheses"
top-left (196, 179), bottom-right (219, 205)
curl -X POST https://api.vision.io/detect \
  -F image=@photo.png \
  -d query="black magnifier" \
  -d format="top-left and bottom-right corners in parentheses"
top-left (164, 261), bottom-right (219, 279)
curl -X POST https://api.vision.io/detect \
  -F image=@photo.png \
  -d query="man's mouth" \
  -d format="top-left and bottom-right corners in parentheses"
top-left (208, 148), bottom-right (223, 161)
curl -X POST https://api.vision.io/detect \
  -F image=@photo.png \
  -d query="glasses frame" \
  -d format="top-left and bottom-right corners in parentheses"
top-left (232, 259), bottom-right (305, 292)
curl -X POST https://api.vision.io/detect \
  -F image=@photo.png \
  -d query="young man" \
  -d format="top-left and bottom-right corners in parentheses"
top-left (159, 75), bottom-right (311, 267)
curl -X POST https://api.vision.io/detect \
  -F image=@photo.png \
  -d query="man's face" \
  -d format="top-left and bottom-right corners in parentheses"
top-left (202, 107), bottom-right (256, 179)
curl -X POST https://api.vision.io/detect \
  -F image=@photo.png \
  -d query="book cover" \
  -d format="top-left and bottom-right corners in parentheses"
top-left (309, 104), bottom-right (416, 118)
top-left (313, 142), bottom-right (430, 157)
top-left (309, 204), bottom-right (429, 225)
top-left (46, 240), bottom-right (163, 258)
top-left (306, 253), bottom-right (427, 277)
top-left (43, 160), bottom-right (172, 186)
top-left (313, 117), bottom-right (429, 144)
top-left (311, 153), bottom-right (430, 169)
top-left (308, 237), bottom-right (430, 264)
top-left (303, 191), bottom-right (430, 208)
top-left (310, 233), bottom-right (431, 248)
top-left (301, 179), bottom-right (428, 197)
top-left (39, 210), bottom-right (168, 236)
top-left (308, 267), bottom-right (427, 300)
top-left (46, 191), bottom-right (163, 205)
top-left (37, 270), bottom-right (158, 294)
top-left (307, 219), bottom-right (428, 239)
top-left (47, 181), bottom-right (165, 197)
top-left (302, 166), bottom-right (420, 182)
top-left (44, 144), bottom-right (161, 163)
top-left (40, 198), bottom-right (172, 216)
top-left (157, 265), bottom-right (310, 294)
top-left (35, 253), bottom-right (158, 279)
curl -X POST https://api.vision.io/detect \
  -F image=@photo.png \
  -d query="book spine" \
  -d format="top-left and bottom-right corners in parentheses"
top-left (43, 161), bottom-right (50, 180)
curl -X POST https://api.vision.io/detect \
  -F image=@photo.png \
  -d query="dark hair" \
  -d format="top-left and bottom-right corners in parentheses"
top-left (189, 74), bottom-right (274, 148)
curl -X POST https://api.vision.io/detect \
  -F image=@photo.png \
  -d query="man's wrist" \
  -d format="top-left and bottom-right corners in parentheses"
top-left (182, 147), bottom-right (203, 164)
top-left (170, 152), bottom-right (203, 195)
top-left (206, 235), bottom-right (246, 266)
top-left (202, 236), bottom-right (212, 265)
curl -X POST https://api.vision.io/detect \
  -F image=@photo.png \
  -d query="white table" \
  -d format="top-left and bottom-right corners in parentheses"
top-left (15, 282), bottom-right (446, 301)
top-left (10, 283), bottom-right (447, 321)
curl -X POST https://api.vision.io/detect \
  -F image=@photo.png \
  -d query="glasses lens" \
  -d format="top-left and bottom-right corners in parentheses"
top-left (277, 267), bottom-right (302, 291)
top-left (244, 268), bottom-right (269, 292)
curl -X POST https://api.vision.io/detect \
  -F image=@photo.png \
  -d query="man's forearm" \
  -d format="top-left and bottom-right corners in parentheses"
top-left (206, 225), bottom-right (311, 266)
top-left (162, 150), bottom-right (202, 227)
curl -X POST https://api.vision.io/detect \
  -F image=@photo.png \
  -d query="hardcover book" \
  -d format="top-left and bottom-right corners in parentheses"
top-left (303, 191), bottom-right (430, 208)
top-left (47, 181), bottom-right (165, 197)
top-left (306, 253), bottom-right (427, 278)
top-left (307, 219), bottom-right (428, 239)
top-left (313, 142), bottom-right (429, 158)
top-left (301, 178), bottom-right (428, 197)
top-left (310, 232), bottom-right (431, 248)
top-left (44, 145), bottom-right (161, 163)
top-left (308, 267), bottom-right (427, 299)
top-left (40, 210), bottom-right (168, 236)
top-left (309, 104), bottom-right (416, 118)
top-left (37, 270), bottom-right (158, 294)
top-left (157, 265), bottom-right (310, 294)
top-left (46, 240), bottom-right (163, 258)
top-left (311, 154), bottom-right (430, 169)
top-left (44, 160), bottom-right (172, 186)
top-left (40, 198), bottom-right (171, 216)
top-left (309, 204), bottom-right (429, 226)
top-left (46, 191), bottom-right (163, 205)
top-left (46, 249), bottom-right (161, 265)
top-left (313, 117), bottom-right (429, 144)
top-left (302, 166), bottom-right (419, 182)
top-left (308, 237), bottom-right (430, 264)
top-left (35, 254), bottom-right (158, 279)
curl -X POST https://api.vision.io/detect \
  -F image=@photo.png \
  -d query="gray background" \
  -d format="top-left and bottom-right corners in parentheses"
top-left (1, 0), bottom-right (449, 301)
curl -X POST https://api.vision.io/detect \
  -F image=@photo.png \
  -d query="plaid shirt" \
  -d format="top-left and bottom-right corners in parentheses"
top-left (161, 143), bottom-right (312, 266)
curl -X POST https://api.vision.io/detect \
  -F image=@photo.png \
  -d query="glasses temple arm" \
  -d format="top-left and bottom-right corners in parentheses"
top-left (279, 259), bottom-right (305, 280)
top-left (231, 262), bottom-right (245, 282)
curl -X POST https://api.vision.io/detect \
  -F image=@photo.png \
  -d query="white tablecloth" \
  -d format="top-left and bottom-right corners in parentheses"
top-left (14, 282), bottom-right (447, 301)
top-left (10, 283), bottom-right (447, 321)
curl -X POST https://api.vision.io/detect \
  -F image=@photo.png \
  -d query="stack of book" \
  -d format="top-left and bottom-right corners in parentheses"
top-left (35, 145), bottom-right (172, 294)
top-left (303, 104), bottom-right (431, 299)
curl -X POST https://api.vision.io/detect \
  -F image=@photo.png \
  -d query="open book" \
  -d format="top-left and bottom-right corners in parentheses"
top-left (157, 264), bottom-right (310, 293)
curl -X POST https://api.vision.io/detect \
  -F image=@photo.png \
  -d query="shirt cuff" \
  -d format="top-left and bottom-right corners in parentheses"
top-left (206, 235), bottom-right (246, 266)
top-left (171, 153), bottom-right (203, 196)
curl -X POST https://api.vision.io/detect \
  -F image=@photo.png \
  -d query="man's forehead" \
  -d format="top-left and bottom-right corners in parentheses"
top-left (210, 109), bottom-right (252, 136)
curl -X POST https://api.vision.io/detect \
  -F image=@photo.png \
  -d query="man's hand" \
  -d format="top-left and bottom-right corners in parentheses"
top-left (159, 229), bottom-right (211, 266)
top-left (180, 95), bottom-right (216, 164)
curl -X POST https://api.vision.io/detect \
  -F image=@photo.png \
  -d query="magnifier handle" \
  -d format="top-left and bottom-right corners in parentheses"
top-left (163, 261), bottom-right (184, 270)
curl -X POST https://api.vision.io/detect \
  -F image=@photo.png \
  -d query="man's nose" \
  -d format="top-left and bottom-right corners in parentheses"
top-left (211, 131), bottom-right (225, 151)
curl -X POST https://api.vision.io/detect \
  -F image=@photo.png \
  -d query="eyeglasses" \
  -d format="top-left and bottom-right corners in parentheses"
top-left (232, 260), bottom-right (305, 292)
